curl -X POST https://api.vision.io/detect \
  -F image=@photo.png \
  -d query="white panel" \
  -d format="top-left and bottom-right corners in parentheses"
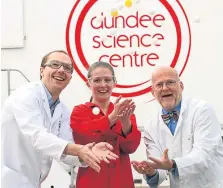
top-left (1, 0), bottom-right (24, 48)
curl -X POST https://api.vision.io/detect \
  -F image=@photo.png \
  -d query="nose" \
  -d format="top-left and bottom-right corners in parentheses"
top-left (162, 83), bottom-right (169, 90)
top-left (57, 65), bottom-right (65, 72)
top-left (100, 80), bottom-right (107, 86)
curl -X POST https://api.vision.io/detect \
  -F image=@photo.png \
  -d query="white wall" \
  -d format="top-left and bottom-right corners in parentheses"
top-left (2, 0), bottom-right (223, 123)
top-left (1, 0), bottom-right (223, 187)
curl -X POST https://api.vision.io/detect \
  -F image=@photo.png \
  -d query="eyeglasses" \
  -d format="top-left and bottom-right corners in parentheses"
top-left (44, 60), bottom-right (73, 73)
top-left (88, 76), bottom-right (116, 86)
top-left (154, 79), bottom-right (179, 90)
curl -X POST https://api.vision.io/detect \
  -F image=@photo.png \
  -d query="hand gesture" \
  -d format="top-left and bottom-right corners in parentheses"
top-left (131, 161), bottom-right (156, 176)
top-left (146, 149), bottom-right (173, 170)
top-left (108, 96), bottom-right (135, 134)
top-left (77, 143), bottom-right (101, 172)
top-left (118, 101), bottom-right (135, 122)
top-left (114, 96), bottom-right (135, 135)
top-left (92, 142), bottom-right (118, 163)
top-left (110, 96), bottom-right (133, 121)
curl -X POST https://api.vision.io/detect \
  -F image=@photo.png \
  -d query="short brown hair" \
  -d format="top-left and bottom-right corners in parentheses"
top-left (40, 50), bottom-right (71, 79)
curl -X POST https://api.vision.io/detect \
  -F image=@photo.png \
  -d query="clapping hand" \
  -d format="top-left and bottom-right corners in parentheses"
top-left (109, 96), bottom-right (135, 135)
top-left (118, 100), bottom-right (135, 120)
top-left (109, 96), bottom-right (133, 122)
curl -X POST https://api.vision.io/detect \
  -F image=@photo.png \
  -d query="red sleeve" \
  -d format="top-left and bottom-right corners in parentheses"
top-left (70, 104), bottom-right (111, 139)
top-left (113, 114), bottom-right (141, 154)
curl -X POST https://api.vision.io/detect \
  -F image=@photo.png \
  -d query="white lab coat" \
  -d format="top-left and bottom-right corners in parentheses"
top-left (1, 81), bottom-right (82, 188)
top-left (144, 97), bottom-right (223, 188)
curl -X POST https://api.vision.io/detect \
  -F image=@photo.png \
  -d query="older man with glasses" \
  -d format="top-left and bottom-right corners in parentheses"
top-left (1, 50), bottom-right (118, 188)
top-left (132, 66), bottom-right (223, 188)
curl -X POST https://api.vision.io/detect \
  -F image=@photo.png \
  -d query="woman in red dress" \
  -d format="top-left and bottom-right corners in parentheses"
top-left (70, 61), bottom-right (141, 188)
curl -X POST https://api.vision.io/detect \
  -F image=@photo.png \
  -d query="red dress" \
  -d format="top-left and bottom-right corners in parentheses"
top-left (70, 102), bottom-right (141, 188)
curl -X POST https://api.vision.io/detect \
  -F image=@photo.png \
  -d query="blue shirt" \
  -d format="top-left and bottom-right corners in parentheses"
top-left (146, 101), bottom-right (181, 187)
top-left (42, 82), bottom-right (60, 116)
top-left (162, 102), bottom-right (181, 135)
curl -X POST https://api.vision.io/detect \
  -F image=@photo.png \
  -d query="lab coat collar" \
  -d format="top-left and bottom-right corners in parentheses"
top-left (41, 82), bottom-right (60, 108)
top-left (173, 96), bottom-right (188, 136)
top-left (51, 103), bottom-right (62, 124)
top-left (39, 81), bottom-right (62, 122)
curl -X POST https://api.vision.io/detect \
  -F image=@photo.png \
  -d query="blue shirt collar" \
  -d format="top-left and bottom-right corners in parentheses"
top-left (41, 81), bottom-right (60, 108)
top-left (162, 101), bottom-right (181, 115)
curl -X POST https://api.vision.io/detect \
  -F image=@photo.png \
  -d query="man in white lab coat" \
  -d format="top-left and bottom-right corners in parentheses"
top-left (132, 66), bottom-right (223, 188)
top-left (1, 50), bottom-right (118, 188)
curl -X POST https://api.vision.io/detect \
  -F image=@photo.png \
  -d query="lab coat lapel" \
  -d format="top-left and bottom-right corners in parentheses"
top-left (40, 83), bottom-right (51, 120)
top-left (173, 97), bottom-right (187, 138)
top-left (52, 103), bottom-right (62, 124)
top-left (158, 112), bottom-right (173, 152)
top-left (158, 111), bottom-right (173, 138)
top-left (170, 97), bottom-right (187, 158)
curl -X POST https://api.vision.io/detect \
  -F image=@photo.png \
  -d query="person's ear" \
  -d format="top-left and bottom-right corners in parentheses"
top-left (40, 67), bottom-right (44, 77)
top-left (151, 86), bottom-right (155, 97)
top-left (180, 81), bottom-right (184, 91)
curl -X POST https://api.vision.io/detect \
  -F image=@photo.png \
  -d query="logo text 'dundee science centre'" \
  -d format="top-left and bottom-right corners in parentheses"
top-left (66, 0), bottom-right (191, 99)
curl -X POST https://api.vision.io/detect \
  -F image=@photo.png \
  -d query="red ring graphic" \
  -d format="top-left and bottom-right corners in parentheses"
top-left (66, 0), bottom-right (191, 97)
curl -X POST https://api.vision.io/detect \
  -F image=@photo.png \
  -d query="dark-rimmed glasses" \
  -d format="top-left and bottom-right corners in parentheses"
top-left (44, 60), bottom-right (73, 73)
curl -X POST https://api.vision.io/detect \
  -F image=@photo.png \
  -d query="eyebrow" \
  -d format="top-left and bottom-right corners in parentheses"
top-left (51, 60), bottom-right (72, 65)
top-left (91, 75), bottom-right (113, 78)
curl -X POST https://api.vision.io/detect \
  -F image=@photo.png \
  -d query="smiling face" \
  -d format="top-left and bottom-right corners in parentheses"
top-left (87, 67), bottom-right (116, 103)
top-left (40, 52), bottom-right (72, 97)
top-left (152, 66), bottom-right (184, 111)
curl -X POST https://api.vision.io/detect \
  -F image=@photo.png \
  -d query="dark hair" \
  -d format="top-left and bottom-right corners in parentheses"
top-left (40, 50), bottom-right (71, 79)
top-left (88, 61), bottom-right (116, 102)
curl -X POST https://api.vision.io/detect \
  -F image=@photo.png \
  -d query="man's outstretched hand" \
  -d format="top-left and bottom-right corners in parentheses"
top-left (147, 149), bottom-right (173, 170)
top-left (131, 161), bottom-right (156, 176)
top-left (65, 142), bottom-right (118, 173)
top-left (76, 143), bottom-right (101, 172)
top-left (92, 142), bottom-right (119, 163)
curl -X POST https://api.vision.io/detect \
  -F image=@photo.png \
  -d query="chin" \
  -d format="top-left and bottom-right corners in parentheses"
top-left (162, 103), bottom-right (175, 110)
top-left (97, 97), bottom-right (110, 102)
top-left (55, 85), bottom-right (65, 92)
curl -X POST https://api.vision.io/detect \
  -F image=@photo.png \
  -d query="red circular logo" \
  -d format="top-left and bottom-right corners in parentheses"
top-left (66, 0), bottom-right (191, 99)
